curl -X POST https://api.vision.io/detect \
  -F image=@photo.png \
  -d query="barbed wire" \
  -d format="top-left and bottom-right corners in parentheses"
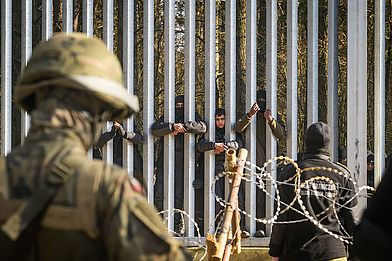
top-left (158, 155), bottom-right (375, 251)
top-left (158, 208), bottom-right (208, 260)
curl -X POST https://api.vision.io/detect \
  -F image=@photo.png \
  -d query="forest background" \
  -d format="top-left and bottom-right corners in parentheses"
top-left (5, 0), bottom-right (392, 156)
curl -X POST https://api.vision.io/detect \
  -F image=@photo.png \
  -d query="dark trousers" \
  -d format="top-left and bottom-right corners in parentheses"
top-left (256, 171), bottom-right (266, 231)
top-left (154, 168), bottom-right (184, 233)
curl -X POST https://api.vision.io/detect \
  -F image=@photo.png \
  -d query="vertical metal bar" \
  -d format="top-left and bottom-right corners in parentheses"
top-left (225, 1), bottom-right (236, 144)
top-left (42, 0), bottom-right (53, 40)
top-left (83, 0), bottom-right (94, 161)
top-left (21, 0), bottom-right (32, 142)
top-left (328, 0), bottom-right (339, 161)
top-left (163, 0), bottom-right (176, 232)
top-left (103, 0), bottom-right (114, 50)
top-left (123, 0), bottom-right (135, 177)
top-left (307, 0), bottom-right (318, 126)
top-left (224, 0), bottom-right (236, 222)
top-left (103, 0), bottom-right (114, 164)
top-left (204, 0), bottom-right (216, 233)
top-left (287, 0), bottom-right (298, 160)
top-left (184, 0), bottom-right (196, 237)
top-left (374, 0), bottom-right (385, 185)
top-left (143, 0), bottom-right (155, 203)
top-left (1, 0), bottom-right (12, 155)
top-left (265, 0), bottom-right (278, 236)
top-left (347, 0), bottom-right (367, 214)
top-left (63, 0), bottom-right (73, 33)
top-left (245, 0), bottom-right (257, 235)
top-left (83, 0), bottom-right (94, 36)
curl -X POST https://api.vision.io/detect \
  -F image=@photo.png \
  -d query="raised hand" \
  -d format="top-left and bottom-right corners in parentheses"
top-left (113, 121), bottom-right (121, 129)
top-left (263, 109), bottom-right (273, 123)
top-left (248, 102), bottom-right (260, 117)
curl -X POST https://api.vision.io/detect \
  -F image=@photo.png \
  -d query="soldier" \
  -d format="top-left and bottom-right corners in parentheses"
top-left (0, 33), bottom-right (191, 261)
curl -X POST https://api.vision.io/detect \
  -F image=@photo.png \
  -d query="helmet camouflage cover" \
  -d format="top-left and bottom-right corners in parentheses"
top-left (15, 32), bottom-right (139, 121)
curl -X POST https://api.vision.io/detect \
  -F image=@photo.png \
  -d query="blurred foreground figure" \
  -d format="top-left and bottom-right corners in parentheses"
top-left (0, 33), bottom-right (190, 261)
top-left (354, 159), bottom-right (392, 261)
top-left (269, 122), bottom-right (357, 261)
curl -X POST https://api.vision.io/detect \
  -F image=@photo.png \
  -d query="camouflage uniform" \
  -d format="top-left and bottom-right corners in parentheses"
top-left (0, 33), bottom-right (191, 261)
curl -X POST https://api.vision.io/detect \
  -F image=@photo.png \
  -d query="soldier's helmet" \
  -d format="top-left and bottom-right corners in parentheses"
top-left (15, 32), bottom-right (139, 121)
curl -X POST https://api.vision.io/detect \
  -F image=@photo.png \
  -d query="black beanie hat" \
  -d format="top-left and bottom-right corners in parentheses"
top-left (257, 89), bottom-right (266, 100)
top-left (175, 95), bottom-right (184, 104)
top-left (367, 151), bottom-right (374, 163)
top-left (305, 122), bottom-right (330, 155)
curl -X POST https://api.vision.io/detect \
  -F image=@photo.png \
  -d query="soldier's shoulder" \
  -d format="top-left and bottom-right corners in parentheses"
top-left (79, 157), bottom-right (111, 173)
top-left (74, 157), bottom-right (121, 182)
top-left (82, 159), bottom-right (143, 194)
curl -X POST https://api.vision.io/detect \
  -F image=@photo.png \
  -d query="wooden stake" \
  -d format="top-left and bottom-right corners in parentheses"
top-left (213, 148), bottom-right (248, 260)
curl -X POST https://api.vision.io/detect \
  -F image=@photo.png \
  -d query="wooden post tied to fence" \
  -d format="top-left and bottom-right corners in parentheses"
top-left (206, 148), bottom-right (248, 261)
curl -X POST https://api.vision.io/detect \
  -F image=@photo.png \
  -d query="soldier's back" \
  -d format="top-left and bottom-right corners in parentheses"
top-left (0, 138), bottom-right (190, 261)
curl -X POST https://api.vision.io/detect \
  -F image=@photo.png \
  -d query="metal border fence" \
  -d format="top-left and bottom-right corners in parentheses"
top-left (0, 0), bottom-right (385, 245)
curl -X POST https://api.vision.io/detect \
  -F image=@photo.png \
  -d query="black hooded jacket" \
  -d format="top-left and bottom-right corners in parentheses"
top-left (197, 127), bottom-right (244, 173)
top-left (152, 109), bottom-right (206, 172)
top-left (151, 106), bottom-right (206, 213)
top-left (234, 90), bottom-right (286, 167)
top-left (269, 122), bottom-right (357, 261)
top-left (93, 125), bottom-right (144, 184)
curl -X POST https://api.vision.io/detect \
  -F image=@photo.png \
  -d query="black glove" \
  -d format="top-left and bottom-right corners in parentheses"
top-left (192, 179), bottom-right (203, 190)
top-left (110, 125), bottom-right (116, 134)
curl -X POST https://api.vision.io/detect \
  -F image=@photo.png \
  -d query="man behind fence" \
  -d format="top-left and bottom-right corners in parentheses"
top-left (152, 95), bottom-right (207, 235)
top-left (269, 122), bottom-right (357, 261)
top-left (234, 89), bottom-right (286, 237)
top-left (196, 108), bottom-right (247, 236)
top-left (0, 33), bottom-right (190, 261)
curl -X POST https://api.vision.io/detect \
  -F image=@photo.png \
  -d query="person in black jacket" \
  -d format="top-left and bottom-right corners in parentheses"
top-left (93, 121), bottom-right (144, 184)
top-left (269, 122), bottom-right (357, 261)
top-left (196, 108), bottom-right (248, 236)
top-left (152, 95), bottom-right (207, 235)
